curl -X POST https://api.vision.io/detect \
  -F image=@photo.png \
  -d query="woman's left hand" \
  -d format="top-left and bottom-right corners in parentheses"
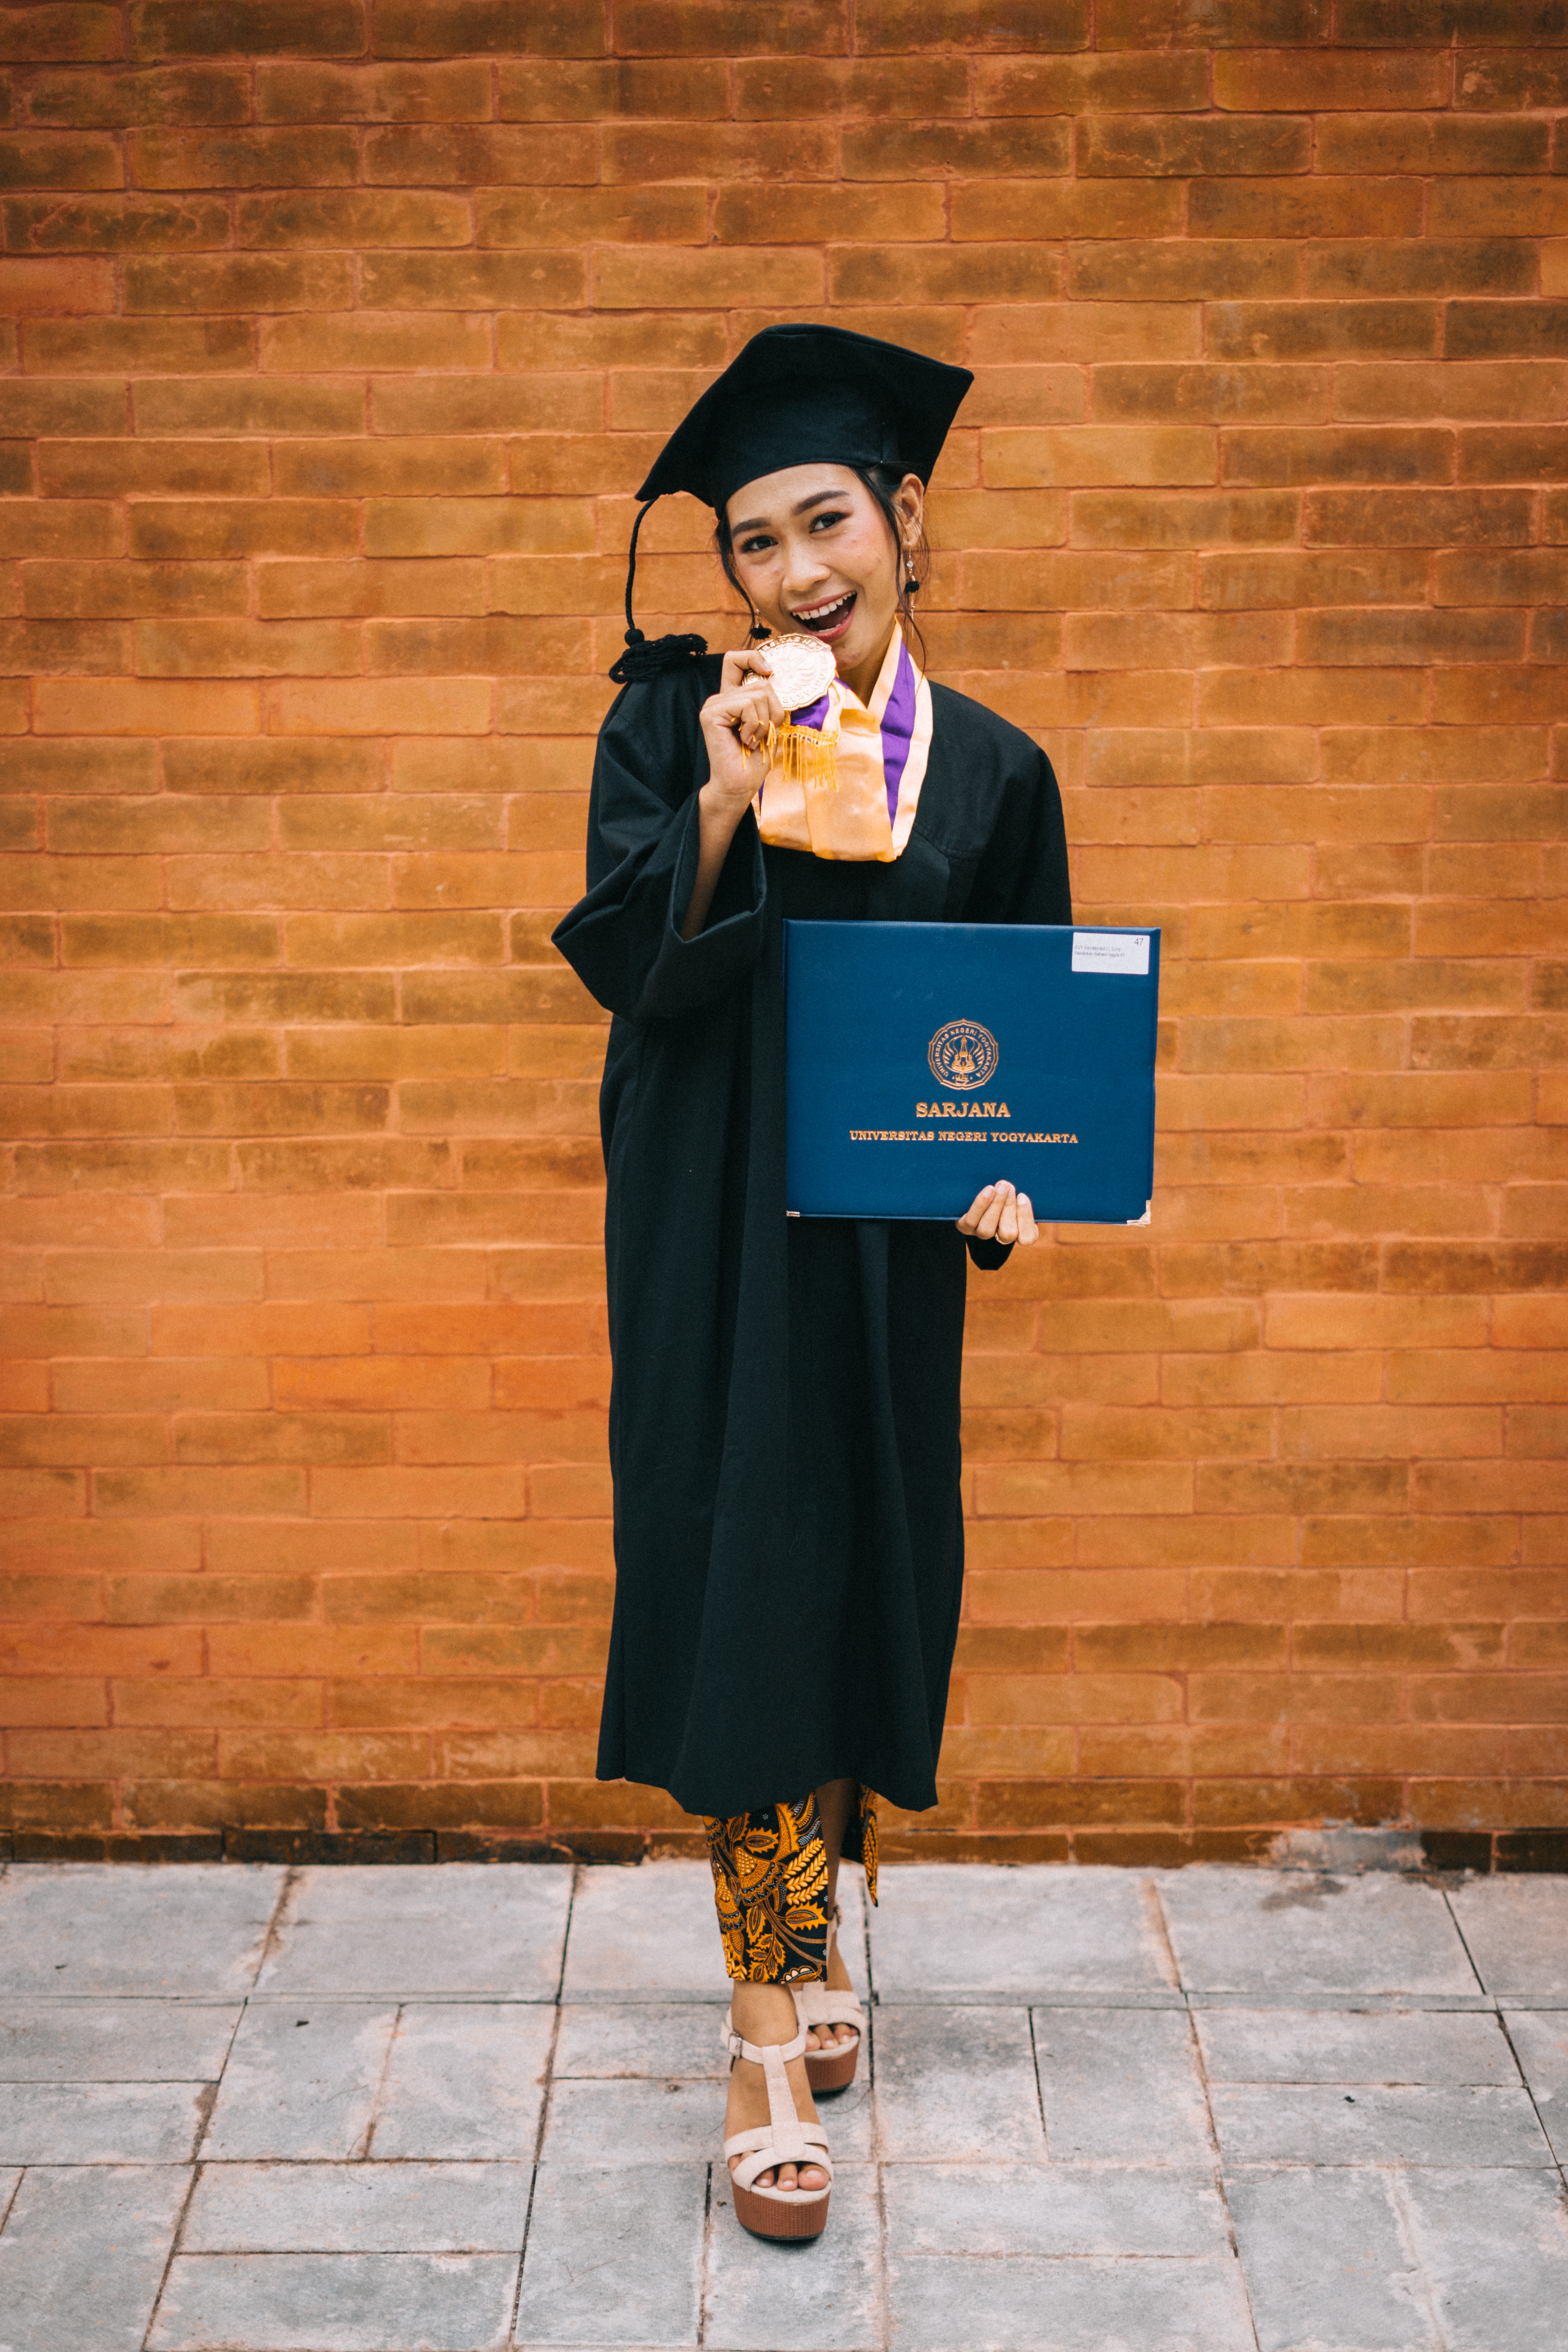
top-left (957, 1180), bottom-right (1037, 1248)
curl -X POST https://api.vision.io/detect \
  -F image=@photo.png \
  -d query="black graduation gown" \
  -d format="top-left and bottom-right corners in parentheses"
top-left (553, 655), bottom-right (1071, 1819)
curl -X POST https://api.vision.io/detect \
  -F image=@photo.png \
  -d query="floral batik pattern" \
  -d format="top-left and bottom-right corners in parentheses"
top-left (704, 1787), bottom-right (879, 1985)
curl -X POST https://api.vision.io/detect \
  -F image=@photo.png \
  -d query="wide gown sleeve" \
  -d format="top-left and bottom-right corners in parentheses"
top-left (965, 740), bottom-right (1073, 1272)
top-left (551, 668), bottom-right (766, 1024)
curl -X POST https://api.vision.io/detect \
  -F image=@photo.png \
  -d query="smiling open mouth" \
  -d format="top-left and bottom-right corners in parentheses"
top-left (793, 591), bottom-right (856, 635)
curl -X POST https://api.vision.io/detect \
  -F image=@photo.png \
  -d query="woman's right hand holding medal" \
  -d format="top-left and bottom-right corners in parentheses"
top-left (682, 650), bottom-right (786, 939)
top-left (699, 648), bottom-right (786, 816)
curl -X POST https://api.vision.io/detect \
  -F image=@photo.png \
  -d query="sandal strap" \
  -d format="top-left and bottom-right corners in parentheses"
top-left (724, 2122), bottom-right (833, 2193)
top-left (793, 1983), bottom-right (865, 2034)
top-left (720, 2012), bottom-right (810, 2070)
top-left (721, 2007), bottom-right (831, 2187)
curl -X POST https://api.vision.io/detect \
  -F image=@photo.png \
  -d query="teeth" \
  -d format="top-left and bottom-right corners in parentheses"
top-left (798, 593), bottom-right (852, 622)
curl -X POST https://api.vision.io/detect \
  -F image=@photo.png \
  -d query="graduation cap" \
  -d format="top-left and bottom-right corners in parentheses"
top-left (610, 323), bottom-right (973, 684)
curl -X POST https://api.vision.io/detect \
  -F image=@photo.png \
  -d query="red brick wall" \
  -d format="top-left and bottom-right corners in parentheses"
top-left (2, 0), bottom-right (1565, 1864)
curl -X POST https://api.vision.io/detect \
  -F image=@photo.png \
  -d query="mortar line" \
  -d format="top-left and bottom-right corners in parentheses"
top-left (1435, 1885), bottom-right (1564, 2181)
top-left (510, 1995), bottom-right (562, 2351)
top-left (1492, 2007), bottom-right (1567, 2193)
top-left (138, 2152), bottom-right (204, 2352)
top-left (356, 1999), bottom-right (407, 2162)
top-left (251, 1863), bottom-right (301, 1991)
top-left (1384, 2167), bottom-right (1452, 2352)
top-left (695, 2159), bottom-right (714, 2349)
top-left (873, 2143), bottom-right (892, 2352)
top-left (1148, 1877), bottom-right (1263, 2352)
top-left (509, 1862), bottom-right (577, 2345)
top-left (1025, 2004), bottom-right (1049, 2156)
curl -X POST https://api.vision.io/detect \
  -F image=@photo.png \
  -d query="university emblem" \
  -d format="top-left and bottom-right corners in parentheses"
top-left (927, 1019), bottom-right (999, 1092)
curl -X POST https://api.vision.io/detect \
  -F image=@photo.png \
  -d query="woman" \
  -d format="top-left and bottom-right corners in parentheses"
top-left (554, 324), bottom-right (1071, 2241)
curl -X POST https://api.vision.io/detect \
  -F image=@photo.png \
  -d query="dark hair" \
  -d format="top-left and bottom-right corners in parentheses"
top-left (713, 462), bottom-right (930, 671)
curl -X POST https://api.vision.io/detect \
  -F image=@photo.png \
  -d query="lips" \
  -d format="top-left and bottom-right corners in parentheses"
top-left (793, 590), bottom-right (856, 639)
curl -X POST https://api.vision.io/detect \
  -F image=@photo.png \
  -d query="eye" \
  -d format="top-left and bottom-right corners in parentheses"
top-left (738, 533), bottom-right (774, 556)
top-left (809, 509), bottom-right (848, 532)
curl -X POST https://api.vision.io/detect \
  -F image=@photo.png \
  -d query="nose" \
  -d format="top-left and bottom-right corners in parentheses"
top-left (782, 540), bottom-right (832, 601)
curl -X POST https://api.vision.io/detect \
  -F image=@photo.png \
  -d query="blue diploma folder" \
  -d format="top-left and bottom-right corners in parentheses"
top-left (784, 921), bottom-right (1159, 1224)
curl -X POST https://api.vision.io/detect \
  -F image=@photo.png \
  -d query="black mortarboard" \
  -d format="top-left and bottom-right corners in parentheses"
top-left (609, 323), bottom-right (972, 683)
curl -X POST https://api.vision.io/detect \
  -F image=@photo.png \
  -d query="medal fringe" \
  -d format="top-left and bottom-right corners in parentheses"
top-left (766, 721), bottom-right (837, 791)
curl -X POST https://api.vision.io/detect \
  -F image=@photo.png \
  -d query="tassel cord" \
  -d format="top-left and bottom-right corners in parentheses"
top-left (608, 495), bottom-right (708, 684)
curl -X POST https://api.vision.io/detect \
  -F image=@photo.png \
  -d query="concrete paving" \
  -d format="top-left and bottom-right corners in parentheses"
top-left (0, 1859), bottom-right (1563, 2350)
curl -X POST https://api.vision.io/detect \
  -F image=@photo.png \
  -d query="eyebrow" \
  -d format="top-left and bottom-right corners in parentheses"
top-left (730, 489), bottom-right (844, 535)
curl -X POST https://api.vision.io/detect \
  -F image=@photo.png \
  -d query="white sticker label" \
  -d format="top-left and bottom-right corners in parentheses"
top-left (1072, 931), bottom-right (1150, 976)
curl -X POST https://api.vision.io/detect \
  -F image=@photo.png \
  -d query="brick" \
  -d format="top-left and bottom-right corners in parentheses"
top-left (1192, 178), bottom-right (1424, 240)
top-left (372, 0), bottom-right (610, 55)
top-left (362, 124), bottom-right (594, 187)
top-left (978, 52), bottom-right (1206, 111)
top-left (26, 62), bottom-right (249, 124)
top-left (517, 248), bottom-right (706, 316)
top-left (0, 131), bottom-right (124, 188)
top-left (715, 182), bottom-right (948, 245)
top-left (1071, 489), bottom-right (1295, 546)
top-left (1297, 609), bottom-right (1524, 666)
top-left (129, 125), bottom-right (359, 188)
top-left (1448, 305), bottom-right (1568, 364)
top-left (1082, 114), bottom-right (1310, 175)
top-left (1304, 487), bottom-right (1532, 546)
top-left (1305, 241), bottom-right (1536, 298)
top-left (1431, 181), bottom-right (1568, 240)
top-left (23, 562), bottom-right (248, 621)
top-left (0, 5), bottom-right (124, 60)
top-left (36, 679), bottom-right (258, 734)
top-left (1208, 303), bottom-right (1437, 362)
top-left (358, 253), bottom-right (587, 311)
top-left (261, 314), bottom-right (493, 378)
top-left (124, 259), bottom-right (351, 321)
top-left (1340, 363), bottom-right (1568, 424)
top-left (258, 59), bottom-right (492, 116)
top-left (0, 502), bottom-right (121, 558)
top-left (985, 427), bottom-right (1215, 487)
top-left (1071, 244), bottom-right (1298, 308)
top-left (1461, 428), bottom-right (1568, 485)
top-left (26, 315), bottom-right (253, 369)
top-left (1200, 551), bottom-right (1428, 609)
top-left (1215, 49), bottom-right (1448, 109)
top-left (1224, 429), bottom-right (1452, 486)
top-left (951, 182), bottom-right (1181, 242)
top-left (364, 497), bottom-right (592, 559)
top-left (133, 0), bottom-right (366, 53)
top-left (234, 191), bottom-right (473, 251)
top-left (0, 257), bottom-right (115, 312)
top-left (3, 193), bottom-right (230, 252)
top-left (858, 0), bottom-right (1090, 45)
top-left (1091, 364), bottom-right (1328, 423)
top-left (1324, 115), bottom-right (1549, 175)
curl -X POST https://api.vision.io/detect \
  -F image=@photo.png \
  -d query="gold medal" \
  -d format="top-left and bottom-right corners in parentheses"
top-left (753, 632), bottom-right (836, 713)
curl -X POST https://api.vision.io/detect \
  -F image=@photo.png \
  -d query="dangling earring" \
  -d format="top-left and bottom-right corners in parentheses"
top-left (748, 617), bottom-right (770, 640)
top-left (904, 572), bottom-right (921, 595)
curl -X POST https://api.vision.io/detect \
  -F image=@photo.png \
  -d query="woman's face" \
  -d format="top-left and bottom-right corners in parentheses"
top-left (724, 462), bottom-right (923, 697)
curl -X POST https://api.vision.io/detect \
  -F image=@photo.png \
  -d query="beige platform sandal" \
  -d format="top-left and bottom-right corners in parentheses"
top-left (722, 2011), bottom-right (833, 2242)
top-left (793, 1903), bottom-right (868, 2095)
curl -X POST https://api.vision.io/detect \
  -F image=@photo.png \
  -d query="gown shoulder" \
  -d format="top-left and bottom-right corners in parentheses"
top-left (927, 677), bottom-right (1055, 778)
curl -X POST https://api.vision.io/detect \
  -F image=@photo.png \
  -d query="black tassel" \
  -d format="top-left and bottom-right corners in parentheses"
top-left (608, 630), bottom-right (708, 685)
top-left (609, 496), bottom-right (708, 684)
